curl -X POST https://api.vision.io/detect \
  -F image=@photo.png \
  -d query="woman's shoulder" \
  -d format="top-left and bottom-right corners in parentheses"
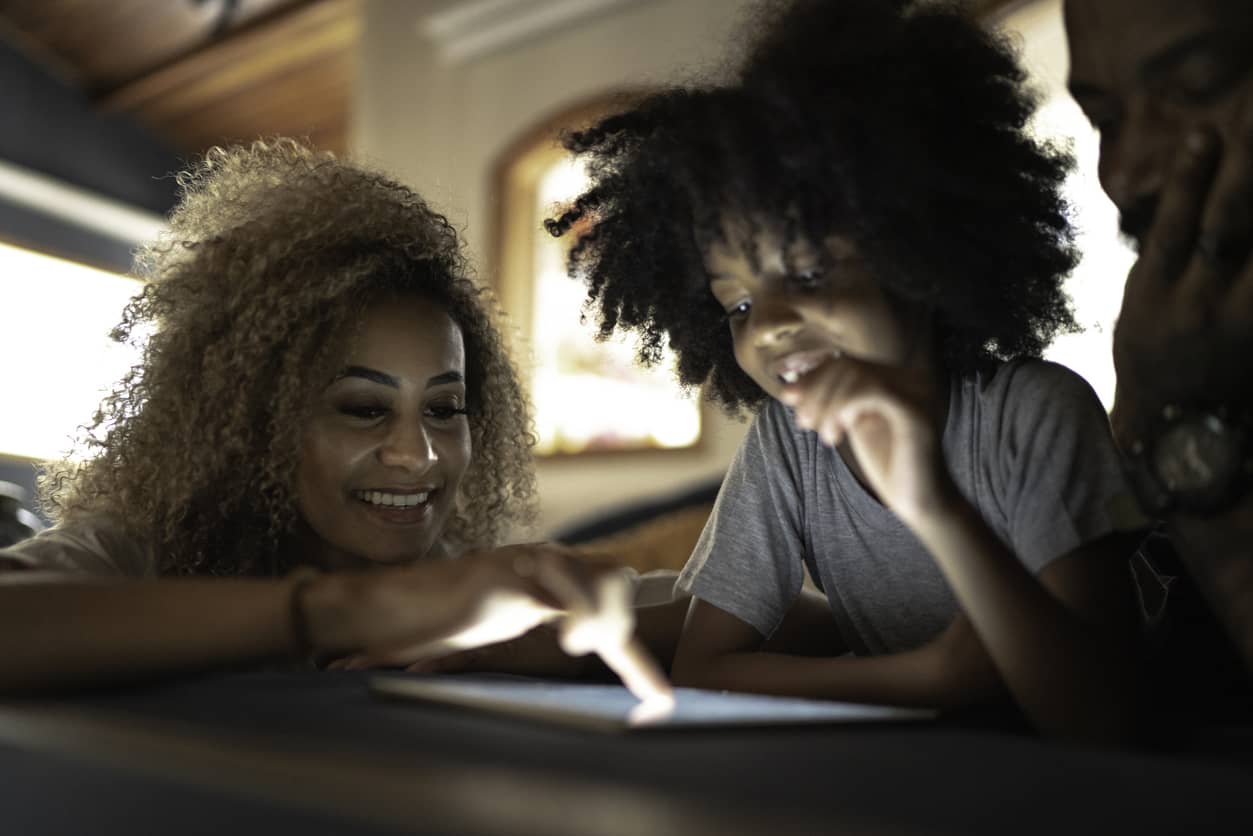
top-left (0, 515), bottom-right (156, 579)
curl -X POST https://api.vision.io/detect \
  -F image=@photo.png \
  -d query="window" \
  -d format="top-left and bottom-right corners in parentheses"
top-left (0, 242), bottom-right (145, 462)
top-left (495, 102), bottom-right (702, 456)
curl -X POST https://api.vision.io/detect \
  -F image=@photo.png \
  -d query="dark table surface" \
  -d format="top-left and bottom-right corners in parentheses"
top-left (1, 671), bottom-right (1251, 835)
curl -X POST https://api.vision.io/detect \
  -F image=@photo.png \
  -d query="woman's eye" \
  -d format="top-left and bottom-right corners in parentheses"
top-left (340, 405), bottom-right (387, 421)
top-left (426, 403), bottom-right (469, 422)
top-left (725, 300), bottom-right (752, 321)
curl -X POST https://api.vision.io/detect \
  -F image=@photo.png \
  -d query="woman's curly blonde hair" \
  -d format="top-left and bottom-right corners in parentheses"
top-left (40, 139), bottom-right (537, 576)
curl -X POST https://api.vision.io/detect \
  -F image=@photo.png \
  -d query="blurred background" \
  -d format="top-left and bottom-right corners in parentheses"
top-left (0, 0), bottom-right (1132, 555)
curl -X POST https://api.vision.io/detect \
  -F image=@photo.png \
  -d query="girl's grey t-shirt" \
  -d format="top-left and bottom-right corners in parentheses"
top-left (677, 360), bottom-right (1143, 656)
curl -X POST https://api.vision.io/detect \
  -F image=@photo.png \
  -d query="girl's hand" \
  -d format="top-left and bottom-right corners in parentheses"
top-left (315, 544), bottom-right (672, 705)
top-left (778, 354), bottom-right (955, 525)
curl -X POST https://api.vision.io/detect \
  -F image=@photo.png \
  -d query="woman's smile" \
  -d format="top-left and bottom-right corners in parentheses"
top-left (351, 487), bottom-right (439, 525)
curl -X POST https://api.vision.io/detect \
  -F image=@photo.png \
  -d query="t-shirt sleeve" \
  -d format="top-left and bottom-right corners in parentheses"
top-left (676, 403), bottom-right (807, 637)
top-left (995, 361), bottom-right (1144, 573)
top-left (0, 517), bottom-right (155, 582)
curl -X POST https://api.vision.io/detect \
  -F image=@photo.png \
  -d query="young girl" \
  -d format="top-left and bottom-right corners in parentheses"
top-left (0, 140), bottom-right (666, 702)
top-left (546, 0), bottom-right (1147, 742)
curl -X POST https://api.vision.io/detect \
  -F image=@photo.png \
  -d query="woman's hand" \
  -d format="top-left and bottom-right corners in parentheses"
top-left (779, 354), bottom-right (954, 525)
top-left (385, 624), bottom-right (588, 678)
top-left (312, 543), bottom-right (672, 705)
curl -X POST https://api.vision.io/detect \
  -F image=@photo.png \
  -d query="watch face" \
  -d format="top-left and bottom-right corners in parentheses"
top-left (1152, 414), bottom-right (1245, 511)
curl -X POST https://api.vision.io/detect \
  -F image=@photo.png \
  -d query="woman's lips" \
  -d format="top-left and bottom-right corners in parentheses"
top-left (352, 488), bottom-right (438, 525)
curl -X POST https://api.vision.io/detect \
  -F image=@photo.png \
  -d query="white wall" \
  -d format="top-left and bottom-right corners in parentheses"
top-left (993, 0), bottom-right (1136, 409)
top-left (356, 0), bottom-right (757, 536)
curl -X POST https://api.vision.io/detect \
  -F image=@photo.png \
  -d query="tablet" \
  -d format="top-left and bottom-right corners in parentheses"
top-left (370, 674), bottom-right (936, 733)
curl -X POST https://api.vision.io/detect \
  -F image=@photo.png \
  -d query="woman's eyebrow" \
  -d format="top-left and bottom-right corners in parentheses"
top-left (338, 365), bottom-right (399, 388)
top-left (426, 371), bottom-right (464, 389)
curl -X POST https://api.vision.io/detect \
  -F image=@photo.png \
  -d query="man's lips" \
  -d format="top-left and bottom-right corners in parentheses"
top-left (769, 349), bottom-right (841, 384)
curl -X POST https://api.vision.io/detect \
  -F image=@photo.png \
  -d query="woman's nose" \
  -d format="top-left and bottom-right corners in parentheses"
top-left (377, 422), bottom-right (438, 472)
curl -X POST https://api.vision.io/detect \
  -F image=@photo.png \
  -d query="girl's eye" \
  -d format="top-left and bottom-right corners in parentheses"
top-left (340, 405), bottom-right (387, 420)
top-left (725, 300), bottom-right (752, 321)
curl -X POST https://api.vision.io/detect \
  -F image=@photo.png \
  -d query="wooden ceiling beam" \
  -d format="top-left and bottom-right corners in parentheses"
top-left (98, 0), bottom-right (359, 157)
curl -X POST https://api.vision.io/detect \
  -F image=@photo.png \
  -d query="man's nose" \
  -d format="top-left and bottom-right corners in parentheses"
top-left (377, 422), bottom-right (438, 472)
top-left (1099, 94), bottom-right (1181, 224)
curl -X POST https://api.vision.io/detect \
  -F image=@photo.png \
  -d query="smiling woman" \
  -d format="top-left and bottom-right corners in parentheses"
top-left (296, 299), bottom-right (474, 570)
top-left (0, 139), bottom-right (669, 704)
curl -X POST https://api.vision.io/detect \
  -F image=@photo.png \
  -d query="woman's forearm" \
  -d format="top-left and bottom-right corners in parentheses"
top-left (908, 497), bottom-right (1143, 743)
top-left (0, 579), bottom-right (300, 693)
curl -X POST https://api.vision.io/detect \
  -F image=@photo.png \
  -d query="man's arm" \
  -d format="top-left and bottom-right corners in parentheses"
top-left (1168, 503), bottom-right (1253, 676)
top-left (1102, 110), bottom-right (1253, 681)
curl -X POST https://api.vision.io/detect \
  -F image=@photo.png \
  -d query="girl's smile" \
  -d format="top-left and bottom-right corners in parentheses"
top-left (704, 220), bottom-right (933, 402)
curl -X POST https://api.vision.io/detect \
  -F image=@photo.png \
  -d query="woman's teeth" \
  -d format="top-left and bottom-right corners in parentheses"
top-left (354, 490), bottom-right (429, 508)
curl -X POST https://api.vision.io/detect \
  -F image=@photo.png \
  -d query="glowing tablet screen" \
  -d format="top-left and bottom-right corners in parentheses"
top-left (371, 674), bottom-right (935, 733)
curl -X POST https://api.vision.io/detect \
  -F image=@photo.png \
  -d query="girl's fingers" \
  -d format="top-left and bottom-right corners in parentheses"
top-left (787, 360), bottom-right (846, 438)
top-left (796, 361), bottom-right (902, 449)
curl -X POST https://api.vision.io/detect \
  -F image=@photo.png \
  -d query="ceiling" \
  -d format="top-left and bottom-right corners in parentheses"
top-left (0, 0), bottom-right (1021, 162)
top-left (0, 0), bottom-right (359, 156)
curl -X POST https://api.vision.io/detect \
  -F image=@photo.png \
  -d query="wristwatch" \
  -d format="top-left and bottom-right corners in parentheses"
top-left (1125, 405), bottom-right (1252, 517)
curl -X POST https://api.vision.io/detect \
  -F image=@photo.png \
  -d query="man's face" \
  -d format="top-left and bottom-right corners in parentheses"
top-left (1065, 0), bottom-right (1253, 245)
